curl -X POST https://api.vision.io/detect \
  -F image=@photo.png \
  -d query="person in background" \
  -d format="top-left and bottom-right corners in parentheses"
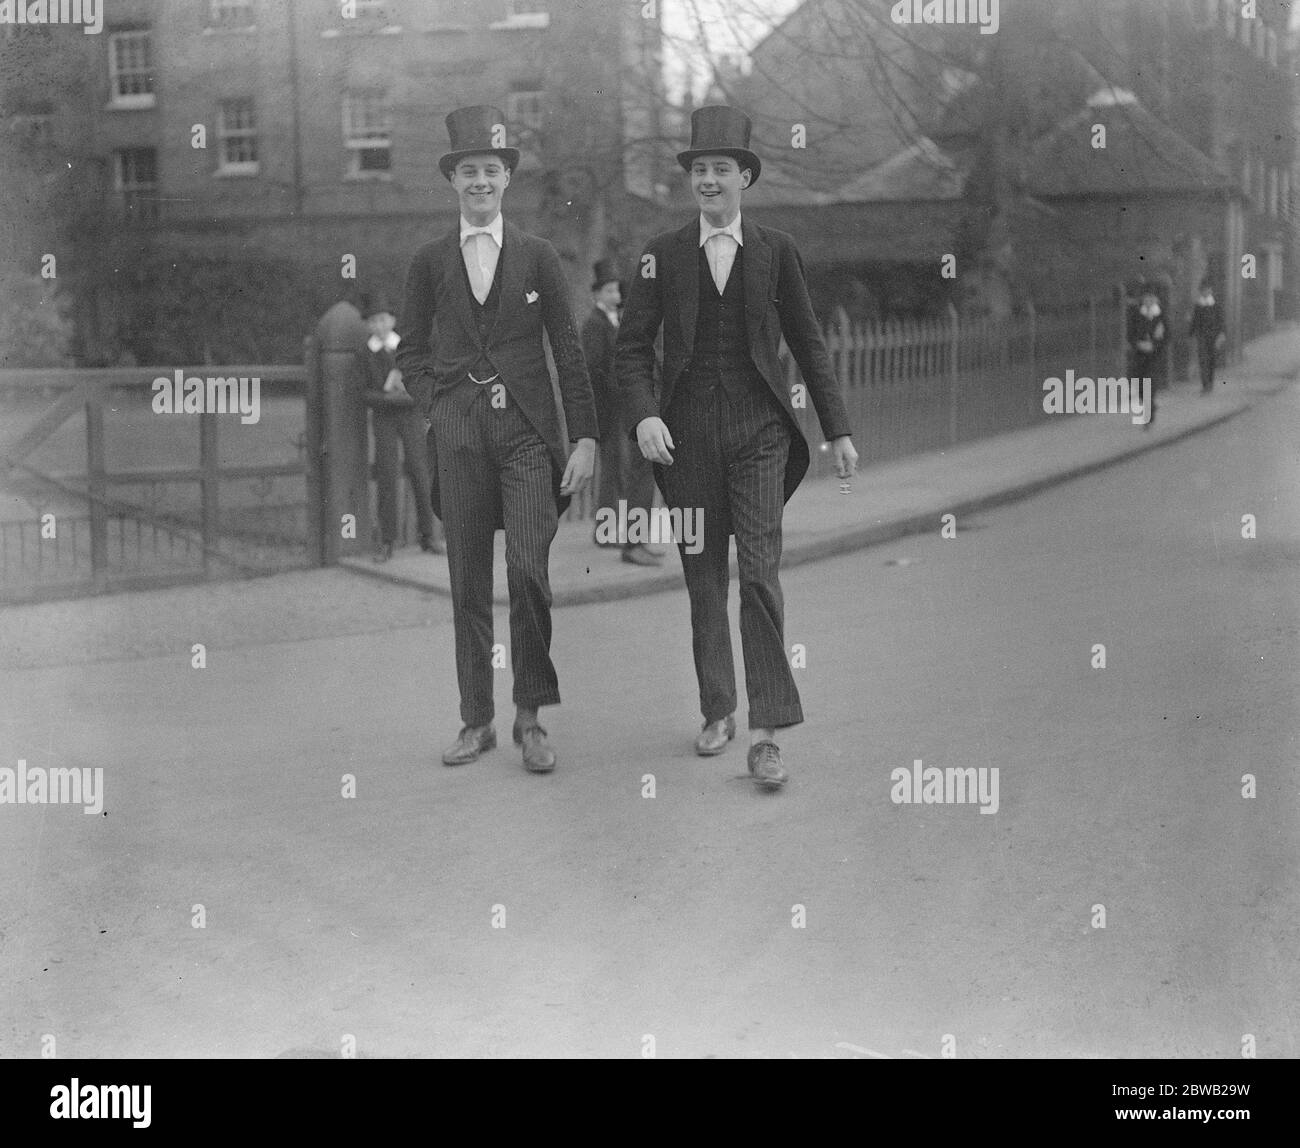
top-left (1128, 285), bottom-right (1167, 429)
top-left (360, 292), bottom-right (442, 562)
top-left (1188, 278), bottom-right (1226, 395)
top-left (583, 257), bottom-right (661, 566)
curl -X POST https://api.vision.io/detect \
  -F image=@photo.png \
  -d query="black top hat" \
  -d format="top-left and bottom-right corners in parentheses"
top-left (359, 291), bottom-right (395, 319)
top-left (677, 105), bottom-right (762, 185)
top-left (591, 257), bottom-right (621, 291)
top-left (438, 105), bottom-right (520, 180)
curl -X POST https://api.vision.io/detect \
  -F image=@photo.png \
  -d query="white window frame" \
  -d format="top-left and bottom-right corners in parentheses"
top-left (107, 30), bottom-right (155, 109)
top-left (507, 89), bottom-right (544, 133)
top-left (115, 147), bottom-right (158, 221)
top-left (217, 99), bottom-right (259, 175)
top-left (342, 91), bottom-right (392, 178)
top-left (208, 0), bottom-right (255, 29)
top-left (491, 1), bottom-right (549, 30)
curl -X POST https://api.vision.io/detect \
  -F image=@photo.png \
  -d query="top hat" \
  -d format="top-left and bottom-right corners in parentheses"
top-left (591, 257), bottom-right (621, 291)
top-left (676, 105), bottom-right (762, 185)
top-left (438, 105), bottom-right (520, 180)
top-left (358, 291), bottom-right (395, 319)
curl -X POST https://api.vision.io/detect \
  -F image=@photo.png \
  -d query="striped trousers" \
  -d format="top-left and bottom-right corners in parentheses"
top-left (432, 384), bottom-right (560, 727)
top-left (662, 384), bottom-right (803, 730)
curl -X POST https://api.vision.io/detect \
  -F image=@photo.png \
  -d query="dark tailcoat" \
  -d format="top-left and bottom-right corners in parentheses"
top-left (395, 221), bottom-right (597, 522)
top-left (615, 217), bottom-right (851, 502)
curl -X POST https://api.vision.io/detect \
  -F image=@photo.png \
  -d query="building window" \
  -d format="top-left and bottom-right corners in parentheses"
top-left (108, 30), bottom-right (155, 108)
top-left (492, 1), bottom-right (549, 29)
top-left (1281, 169), bottom-right (1290, 219)
top-left (507, 88), bottom-right (544, 133)
top-left (1265, 28), bottom-right (1278, 67)
top-left (1252, 19), bottom-right (1265, 57)
top-left (209, 0), bottom-right (255, 28)
top-left (343, 91), bottom-right (391, 176)
top-left (9, 110), bottom-right (54, 149)
top-left (217, 99), bottom-right (258, 174)
top-left (1238, 12), bottom-right (1252, 47)
top-left (115, 147), bottom-right (158, 222)
top-left (1255, 158), bottom-right (1266, 205)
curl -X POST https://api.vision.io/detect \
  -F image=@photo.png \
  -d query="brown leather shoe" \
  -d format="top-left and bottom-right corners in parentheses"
top-left (513, 722), bottom-right (556, 773)
top-left (694, 714), bottom-right (736, 756)
top-left (441, 724), bottom-right (496, 766)
top-left (747, 741), bottom-right (788, 790)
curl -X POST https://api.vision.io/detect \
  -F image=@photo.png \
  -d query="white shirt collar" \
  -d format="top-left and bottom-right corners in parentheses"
top-left (368, 331), bottom-right (400, 353)
top-left (460, 214), bottom-right (503, 247)
top-left (699, 212), bottom-right (743, 247)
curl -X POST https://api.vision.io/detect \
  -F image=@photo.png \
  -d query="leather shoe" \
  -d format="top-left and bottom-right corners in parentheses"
top-left (441, 724), bottom-right (496, 766)
top-left (621, 544), bottom-right (662, 567)
top-left (694, 714), bottom-right (736, 756)
top-left (374, 542), bottom-right (394, 564)
top-left (420, 533), bottom-right (445, 554)
top-left (514, 722), bottom-right (556, 773)
top-left (747, 741), bottom-right (788, 790)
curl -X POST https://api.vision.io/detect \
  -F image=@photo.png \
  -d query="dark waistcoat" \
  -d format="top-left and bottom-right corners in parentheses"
top-left (680, 243), bottom-right (767, 401)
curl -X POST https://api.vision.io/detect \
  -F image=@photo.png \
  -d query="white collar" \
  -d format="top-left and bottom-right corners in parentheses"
top-left (699, 212), bottom-right (743, 247)
top-left (368, 331), bottom-right (400, 353)
top-left (460, 214), bottom-right (503, 246)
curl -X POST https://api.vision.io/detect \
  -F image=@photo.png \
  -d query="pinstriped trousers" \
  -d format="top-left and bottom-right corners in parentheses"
top-left (432, 384), bottom-right (561, 727)
top-left (662, 384), bottom-right (804, 730)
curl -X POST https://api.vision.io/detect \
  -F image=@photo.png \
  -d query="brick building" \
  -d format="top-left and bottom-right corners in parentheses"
top-left (0, 0), bottom-right (673, 363)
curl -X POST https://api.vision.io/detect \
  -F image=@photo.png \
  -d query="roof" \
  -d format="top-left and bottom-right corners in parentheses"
top-left (1022, 88), bottom-right (1234, 198)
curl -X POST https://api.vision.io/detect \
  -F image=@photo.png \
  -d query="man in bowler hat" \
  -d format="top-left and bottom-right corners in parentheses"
top-left (583, 257), bottom-right (661, 566)
top-left (616, 105), bottom-right (859, 791)
top-left (359, 292), bottom-right (442, 562)
top-left (1188, 278), bottom-right (1225, 394)
top-left (395, 105), bottom-right (597, 773)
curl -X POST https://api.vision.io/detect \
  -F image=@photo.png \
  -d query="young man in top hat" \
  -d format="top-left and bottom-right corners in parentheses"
top-left (1188, 278), bottom-right (1226, 395)
top-left (359, 291), bottom-right (442, 562)
top-left (582, 257), bottom-right (661, 566)
top-left (395, 105), bottom-right (598, 774)
top-left (616, 105), bottom-right (858, 792)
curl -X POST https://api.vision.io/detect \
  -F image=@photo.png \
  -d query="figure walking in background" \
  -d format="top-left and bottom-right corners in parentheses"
top-left (361, 293), bottom-right (442, 562)
top-left (1189, 279), bottom-right (1226, 395)
top-left (583, 257), bottom-right (661, 567)
top-left (1128, 285), bottom-right (1167, 429)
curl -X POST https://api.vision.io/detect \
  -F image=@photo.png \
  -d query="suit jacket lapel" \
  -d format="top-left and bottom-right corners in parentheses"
top-left (741, 219), bottom-right (770, 342)
top-left (676, 221), bottom-right (699, 357)
top-left (488, 221), bottom-right (526, 347)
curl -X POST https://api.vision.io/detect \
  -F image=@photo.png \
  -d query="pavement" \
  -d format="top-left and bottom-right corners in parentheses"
top-left (1, 327), bottom-right (1297, 1059)
top-left (341, 331), bottom-right (1296, 607)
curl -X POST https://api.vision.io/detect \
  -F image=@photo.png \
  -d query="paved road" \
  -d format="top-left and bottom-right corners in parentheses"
top-left (1, 382), bottom-right (1296, 1058)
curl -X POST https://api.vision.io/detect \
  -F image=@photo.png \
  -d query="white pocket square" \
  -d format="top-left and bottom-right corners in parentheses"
top-left (525, 290), bottom-right (539, 303)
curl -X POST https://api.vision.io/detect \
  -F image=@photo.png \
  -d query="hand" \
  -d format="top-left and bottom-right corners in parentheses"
top-left (560, 437), bottom-right (596, 496)
top-left (831, 435), bottom-right (858, 479)
top-left (636, 417), bottom-right (675, 465)
top-left (1215, 332), bottom-right (1227, 349)
top-left (1136, 339), bottom-right (1153, 354)
top-left (383, 368), bottom-right (404, 393)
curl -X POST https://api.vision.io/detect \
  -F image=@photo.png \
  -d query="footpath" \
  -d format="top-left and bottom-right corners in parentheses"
top-left (343, 326), bottom-right (1300, 607)
top-left (2, 328), bottom-right (1295, 671)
